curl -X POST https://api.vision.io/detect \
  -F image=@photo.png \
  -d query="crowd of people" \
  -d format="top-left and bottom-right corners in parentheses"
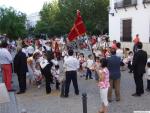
top-left (0, 34), bottom-right (150, 113)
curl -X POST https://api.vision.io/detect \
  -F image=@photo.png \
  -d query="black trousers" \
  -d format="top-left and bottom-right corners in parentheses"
top-left (65, 71), bottom-right (79, 96)
top-left (56, 79), bottom-right (60, 89)
top-left (17, 73), bottom-right (26, 92)
top-left (147, 80), bottom-right (150, 90)
top-left (134, 73), bottom-right (144, 95)
top-left (128, 61), bottom-right (133, 72)
top-left (42, 65), bottom-right (52, 94)
top-left (86, 68), bottom-right (92, 79)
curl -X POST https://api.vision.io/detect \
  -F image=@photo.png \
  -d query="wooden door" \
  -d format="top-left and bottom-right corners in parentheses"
top-left (122, 19), bottom-right (132, 42)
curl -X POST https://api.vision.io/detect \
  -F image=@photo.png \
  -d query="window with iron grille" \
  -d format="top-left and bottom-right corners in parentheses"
top-left (115, 0), bottom-right (137, 9)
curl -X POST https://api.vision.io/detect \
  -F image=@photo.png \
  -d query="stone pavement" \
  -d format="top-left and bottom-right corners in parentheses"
top-left (9, 70), bottom-right (149, 113)
top-left (0, 56), bottom-right (150, 113)
top-left (0, 92), bottom-right (18, 113)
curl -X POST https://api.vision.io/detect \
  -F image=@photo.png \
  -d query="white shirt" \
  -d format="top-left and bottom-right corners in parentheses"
top-left (0, 48), bottom-right (13, 64)
top-left (51, 59), bottom-right (58, 65)
top-left (22, 48), bottom-right (28, 57)
top-left (64, 55), bottom-right (68, 62)
top-left (147, 58), bottom-right (150, 63)
top-left (116, 49), bottom-right (124, 59)
top-left (39, 58), bottom-right (49, 69)
top-left (64, 56), bottom-right (79, 71)
top-left (45, 45), bottom-right (51, 51)
top-left (27, 46), bottom-right (35, 54)
top-left (146, 68), bottom-right (150, 80)
top-left (51, 68), bottom-right (60, 78)
top-left (62, 50), bottom-right (67, 57)
top-left (86, 59), bottom-right (94, 68)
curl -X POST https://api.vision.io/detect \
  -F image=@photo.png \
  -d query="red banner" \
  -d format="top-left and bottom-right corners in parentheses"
top-left (68, 10), bottom-right (86, 41)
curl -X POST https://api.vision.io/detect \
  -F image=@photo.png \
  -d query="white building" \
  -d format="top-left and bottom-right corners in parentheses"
top-left (26, 12), bottom-right (40, 28)
top-left (109, 0), bottom-right (150, 43)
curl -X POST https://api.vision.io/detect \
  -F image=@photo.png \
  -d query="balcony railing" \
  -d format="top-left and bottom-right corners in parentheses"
top-left (115, 0), bottom-right (137, 9)
top-left (143, 0), bottom-right (150, 3)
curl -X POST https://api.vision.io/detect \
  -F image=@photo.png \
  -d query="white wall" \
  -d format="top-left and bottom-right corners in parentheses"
top-left (121, 42), bottom-right (150, 55)
top-left (109, 0), bottom-right (150, 43)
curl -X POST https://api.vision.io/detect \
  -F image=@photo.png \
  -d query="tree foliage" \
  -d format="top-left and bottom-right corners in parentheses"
top-left (35, 0), bottom-right (109, 37)
top-left (0, 7), bottom-right (27, 39)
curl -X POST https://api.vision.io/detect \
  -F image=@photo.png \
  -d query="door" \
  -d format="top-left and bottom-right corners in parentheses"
top-left (122, 19), bottom-right (132, 42)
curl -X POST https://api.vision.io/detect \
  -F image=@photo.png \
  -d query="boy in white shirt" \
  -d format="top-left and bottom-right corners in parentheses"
top-left (86, 54), bottom-right (94, 80)
top-left (51, 65), bottom-right (60, 90)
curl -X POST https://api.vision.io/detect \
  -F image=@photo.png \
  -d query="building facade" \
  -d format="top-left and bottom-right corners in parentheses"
top-left (109, 0), bottom-right (150, 43)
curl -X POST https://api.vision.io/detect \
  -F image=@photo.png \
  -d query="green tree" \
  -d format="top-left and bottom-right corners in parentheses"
top-left (0, 7), bottom-right (27, 39)
top-left (35, 0), bottom-right (109, 36)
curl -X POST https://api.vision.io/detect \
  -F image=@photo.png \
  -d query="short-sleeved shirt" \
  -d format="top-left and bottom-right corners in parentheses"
top-left (98, 68), bottom-right (110, 89)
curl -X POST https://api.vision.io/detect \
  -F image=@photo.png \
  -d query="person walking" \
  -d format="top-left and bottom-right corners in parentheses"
top-left (132, 42), bottom-right (147, 96)
top-left (64, 49), bottom-right (79, 97)
top-left (14, 47), bottom-right (28, 94)
top-left (107, 48), bottom-right (121, 101)
top-left (0, 41), bottom-right (13, 91)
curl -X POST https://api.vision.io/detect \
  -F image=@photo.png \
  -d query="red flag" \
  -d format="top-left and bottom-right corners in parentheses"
top-left (68, 10), bottom-right (86, 41)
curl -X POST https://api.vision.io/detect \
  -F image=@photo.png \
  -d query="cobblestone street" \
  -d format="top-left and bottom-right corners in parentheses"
top-left (10, 70), bottom-right (150, 113)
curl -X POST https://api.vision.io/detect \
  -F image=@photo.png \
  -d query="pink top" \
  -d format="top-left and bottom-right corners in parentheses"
top-left (98, 68), bottom-right (110, 89)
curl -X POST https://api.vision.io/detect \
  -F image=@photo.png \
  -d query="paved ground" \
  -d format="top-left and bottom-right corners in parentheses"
top-left (3, 70), bottom-right (148, 113)
top-left (0, 49), bottom-right (150, 113)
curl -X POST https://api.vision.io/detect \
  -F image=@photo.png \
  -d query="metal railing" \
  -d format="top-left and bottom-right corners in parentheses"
top-left (115, 0), bottom-right (137, 9)
top-left (143, 0), bottom-right (150, 3)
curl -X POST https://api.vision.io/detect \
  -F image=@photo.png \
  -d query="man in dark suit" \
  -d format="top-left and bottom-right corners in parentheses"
top-left (14, 47), bottom-right (28, 94)
top-left (107, 48), bottom-right (121, 102)
top-left (132, 42), bottom-right (147, 97)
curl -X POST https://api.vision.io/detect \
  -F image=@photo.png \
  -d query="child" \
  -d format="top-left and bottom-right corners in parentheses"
top-left (51, 64), bottom-right (60, 90)
top-left (86, 54), bottom-right (94, 80)
top-left (97, 58), bottom-right (110, 113)
top-left (146, 58), bottom-right (150, 92)
top-left (34, 62), bottom-right (43, 89)
top-left (91, 57), bottom-right (100, 81)
top-left (78, 53), bottom-right (86, 77)
top-left (127, 51), bottom-right (133, 73)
